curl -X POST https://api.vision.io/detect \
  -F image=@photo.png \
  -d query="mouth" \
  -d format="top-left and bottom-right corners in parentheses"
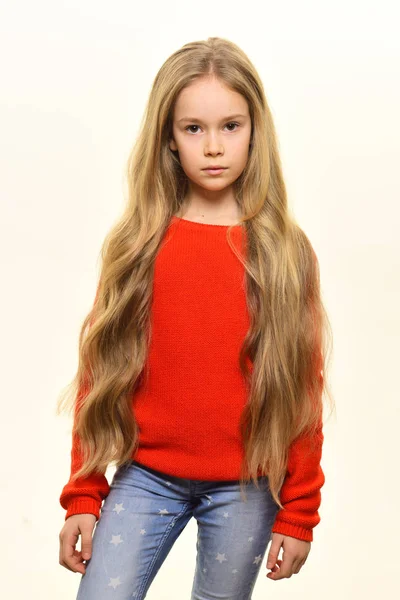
top-left (203, 167), bottom-right (227, 175)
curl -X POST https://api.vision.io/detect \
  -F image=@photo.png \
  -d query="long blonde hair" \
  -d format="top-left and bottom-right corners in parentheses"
top-left (56, 36), bottom-right (334, 509)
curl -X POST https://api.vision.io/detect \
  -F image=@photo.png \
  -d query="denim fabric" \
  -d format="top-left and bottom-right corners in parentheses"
top-left (76, 460), bottom-right (280, 600)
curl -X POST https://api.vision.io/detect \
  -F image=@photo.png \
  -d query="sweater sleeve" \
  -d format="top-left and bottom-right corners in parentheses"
top-left (271, 418), bottom-right (325, 542)
top-left (59, 423), bottom-right (110, 521)
top-left (271, 367), bottom-right (325, 542)
top-left (59, 386), bottom-right (111, 521)
top-left (59, 282), bottom-right (110, 521)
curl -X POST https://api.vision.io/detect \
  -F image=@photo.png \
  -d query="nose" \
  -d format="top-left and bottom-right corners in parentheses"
top-left (204, 135), bottom-right (223, 155)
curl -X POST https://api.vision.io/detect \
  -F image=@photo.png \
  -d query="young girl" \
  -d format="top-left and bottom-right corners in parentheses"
top-left (57, 36), bottom-right (333, 599)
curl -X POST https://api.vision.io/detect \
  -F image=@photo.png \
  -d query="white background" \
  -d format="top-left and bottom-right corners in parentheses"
top-left (1, 0), bottom-right (399, 598)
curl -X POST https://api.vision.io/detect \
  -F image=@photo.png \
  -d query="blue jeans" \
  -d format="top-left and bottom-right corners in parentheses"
top-left (76, 460), bottom-right (280, 599)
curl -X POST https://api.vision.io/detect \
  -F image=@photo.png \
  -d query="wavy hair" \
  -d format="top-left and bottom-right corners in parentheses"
top-left (56, 36), bottom-right (334, 509)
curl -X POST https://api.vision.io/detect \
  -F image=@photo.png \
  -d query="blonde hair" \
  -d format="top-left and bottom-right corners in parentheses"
top-left (56, 36), bottom-right (334, 509)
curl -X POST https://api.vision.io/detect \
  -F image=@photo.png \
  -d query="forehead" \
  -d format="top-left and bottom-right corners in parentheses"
top-left (173, 77), bottom-right (249, 121)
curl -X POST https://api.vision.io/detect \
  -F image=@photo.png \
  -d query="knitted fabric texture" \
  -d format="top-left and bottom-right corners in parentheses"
top-left (59, 216), bottom-right (325, 542)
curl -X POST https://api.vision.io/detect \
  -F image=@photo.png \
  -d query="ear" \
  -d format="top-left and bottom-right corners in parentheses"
top-left (169, 138), bottom-right (178, 151)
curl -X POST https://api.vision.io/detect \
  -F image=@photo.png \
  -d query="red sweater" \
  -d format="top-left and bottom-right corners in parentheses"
top-left (60, 215), bottom-right (325, 542)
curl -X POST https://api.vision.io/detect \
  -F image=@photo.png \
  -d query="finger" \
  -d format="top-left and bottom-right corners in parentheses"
top-left (60, 559), bottom-right (80, 573)
top-left (62, 552), bottom-right (86, 574)
top-left (291, 558), bottom-right (302, 574)
top-left (266, 536), bottom-right (282, 569)
top-left (271, 558), bottom-right (282, 571)
top-left (293, 556), bottom-right (307, 574)
top-left (72, 549), bottom-right (87, 574)
top-left (80, 525), bottom-right (94, 561)
top-left (268, 552), bottom-right (294, 580)
top-left (62, 531), bottom-right (77, 565)
top-left (59, 545), bottom-right (81, 574)
top-left (266, 558), bottom-right (282, 579)
top-left (63, 532), bottom-right (86, 573)
top-left (59, 538), bottom-right (74, 572)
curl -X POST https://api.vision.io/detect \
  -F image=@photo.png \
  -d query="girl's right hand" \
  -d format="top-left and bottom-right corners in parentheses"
top-left (59, 513), bottom-right (97, 574)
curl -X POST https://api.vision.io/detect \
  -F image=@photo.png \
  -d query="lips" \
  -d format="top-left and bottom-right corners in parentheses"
top-left (203, 167), bottom-right (227, 175)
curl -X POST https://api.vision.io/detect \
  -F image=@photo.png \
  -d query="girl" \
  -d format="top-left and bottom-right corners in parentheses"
top-left (57, 36), bottom-right (334, 599)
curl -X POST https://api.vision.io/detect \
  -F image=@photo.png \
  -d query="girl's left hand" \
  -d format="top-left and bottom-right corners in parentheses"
top-left (266, 532), bottom-right (311, 580)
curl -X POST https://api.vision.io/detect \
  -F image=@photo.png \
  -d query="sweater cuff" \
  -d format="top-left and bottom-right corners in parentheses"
top-left (271, 519), bottom-right (314, 542)
top-left (64, 497), bottom-right (101, 521)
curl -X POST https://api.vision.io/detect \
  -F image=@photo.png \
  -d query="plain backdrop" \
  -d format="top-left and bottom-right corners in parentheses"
top-left (1, 0), bottom-right (399, 598)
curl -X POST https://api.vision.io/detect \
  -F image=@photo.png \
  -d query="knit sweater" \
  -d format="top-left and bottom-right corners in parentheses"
top-left (59, 215), bottom-right (325, 542)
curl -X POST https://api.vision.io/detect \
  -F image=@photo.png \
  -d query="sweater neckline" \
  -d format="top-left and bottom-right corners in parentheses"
top-left (171, 215), bottom-right (243, 229)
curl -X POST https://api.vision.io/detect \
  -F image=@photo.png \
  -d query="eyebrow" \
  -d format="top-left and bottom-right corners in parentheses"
top-left (177, 113), bottom-right (248, 124)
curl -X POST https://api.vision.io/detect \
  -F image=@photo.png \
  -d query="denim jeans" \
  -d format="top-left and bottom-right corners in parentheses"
top-left (76, 460), bottom-right (280, 600)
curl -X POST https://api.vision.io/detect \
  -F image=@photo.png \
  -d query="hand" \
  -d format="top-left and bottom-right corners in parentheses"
top-left (59, 513), bottom-right (97, 575)
top-left (266, 532), bottom-right (311, 580)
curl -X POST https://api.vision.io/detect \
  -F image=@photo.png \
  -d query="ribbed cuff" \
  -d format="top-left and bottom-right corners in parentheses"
top-left (271, 519), bottom-right (314, 542)
top-left (64, 497), bottom-right (101, 521)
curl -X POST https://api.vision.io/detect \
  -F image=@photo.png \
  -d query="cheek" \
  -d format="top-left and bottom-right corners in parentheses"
top-left (177, 143), bottom-right (200, 170)
top-left (179, 142), bottom-right (197, 158)
top-left (232, 135), bottom-right (251, 153)
top-left (177, 153), bottom-right (199, 179)
top-left (231, 142), bottom-right (250, 166)
top-left (239, 141), bottom-right (252, 162)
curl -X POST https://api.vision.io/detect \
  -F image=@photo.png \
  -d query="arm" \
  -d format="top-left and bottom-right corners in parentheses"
top-left (271, 417), bottom-right (325, 542)
top-left (271, 362), bottom-right (325, 542)
top-left (59, 281), bottom-right (110, 520)
top-left (59, 384), bottom-right (110, 521)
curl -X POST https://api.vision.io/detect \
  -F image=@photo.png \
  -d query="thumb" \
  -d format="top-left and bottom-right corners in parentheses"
top-left (80, 526), bottom-right (93, 560)
top-left (266, 534), bottom-right (282, 568)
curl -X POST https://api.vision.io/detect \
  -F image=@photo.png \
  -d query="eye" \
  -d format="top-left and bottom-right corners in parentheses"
top-left (185, 124), bottom-right (201, 134)
top-left (184, 122), bottom-right (240, 134)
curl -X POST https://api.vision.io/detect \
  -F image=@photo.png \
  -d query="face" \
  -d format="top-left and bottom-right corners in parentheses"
top-left (169, 76), bottom-right (252, 199)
